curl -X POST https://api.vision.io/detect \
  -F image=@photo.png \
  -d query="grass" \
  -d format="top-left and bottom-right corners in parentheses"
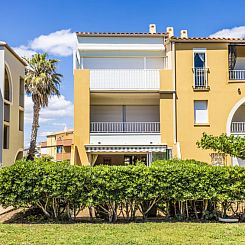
top-left (0, 222), bottom-right (245, 244)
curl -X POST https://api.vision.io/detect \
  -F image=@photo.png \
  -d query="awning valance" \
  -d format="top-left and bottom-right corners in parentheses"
top-left (85, 145), bottom-right (167, 153)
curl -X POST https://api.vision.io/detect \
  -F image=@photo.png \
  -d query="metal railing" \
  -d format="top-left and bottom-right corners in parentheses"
top-left (90, 69), bottom-right (160, 90)
top-left (90, 122), bottom-right (160, 133)
top-left (229, 70), bottom-right (245, 80)
top-left (193, 68), bottom-right (209, 89)
top-left (231, 122), bottom-right (245, 133)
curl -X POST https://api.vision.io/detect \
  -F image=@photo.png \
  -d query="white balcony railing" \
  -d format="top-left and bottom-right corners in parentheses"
top-left (90, 69), bottom-right (160, 90)
top-left (193, 68), bottom-right (209, 89)
top-left (90, 122), bottom-right (160, 133)
top-left (231, 122), bottom-right (245, 133)
top-left (229, 70), bottom-right (245, 80)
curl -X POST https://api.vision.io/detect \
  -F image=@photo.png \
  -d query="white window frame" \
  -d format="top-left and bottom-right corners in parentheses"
top-left (193, 48), bottom-right (207, 68)
top-left (194, 100), bottom-right (209, 124)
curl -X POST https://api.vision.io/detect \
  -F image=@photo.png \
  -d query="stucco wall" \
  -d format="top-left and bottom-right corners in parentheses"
top-left (173, 42), bottom-right (245, 164)
top-left (73, 69), bottom-right (90, 165)
top-left (2, 48), bottom-right (25, 166)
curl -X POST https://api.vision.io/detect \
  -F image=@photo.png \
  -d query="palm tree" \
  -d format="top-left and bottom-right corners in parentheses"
top-left (25, 53), bottom-right (62, 160)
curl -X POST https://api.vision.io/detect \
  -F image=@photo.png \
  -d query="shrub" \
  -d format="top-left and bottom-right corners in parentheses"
top-left (1, 159), bottom-right (245, 221)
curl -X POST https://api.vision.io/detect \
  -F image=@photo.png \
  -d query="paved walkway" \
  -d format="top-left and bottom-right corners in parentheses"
top-left (0, 206), bottom-right (13, 215)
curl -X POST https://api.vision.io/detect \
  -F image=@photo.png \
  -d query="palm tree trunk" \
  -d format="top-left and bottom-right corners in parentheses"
top-left (27, 101), bottom-right (41, 160)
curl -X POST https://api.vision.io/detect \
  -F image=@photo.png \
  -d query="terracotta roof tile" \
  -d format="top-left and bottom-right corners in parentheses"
top-left (171, 37), bottom-right (245, 42)
top-left (76, 32), bottom-right (167, 37)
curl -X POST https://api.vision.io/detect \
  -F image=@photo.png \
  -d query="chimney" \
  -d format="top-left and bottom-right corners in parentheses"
top-left (166, 27), bottom-right (174, 38)
top-left (149, 24), bottom-right (156, 34)
top-left (180, 30), bottom-right (188, 38)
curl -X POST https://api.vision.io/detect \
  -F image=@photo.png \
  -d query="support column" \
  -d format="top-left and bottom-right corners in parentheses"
top-left (160, 69), bottom-right (174, 148)
top-left (72, 69), bottom-right (90, 165)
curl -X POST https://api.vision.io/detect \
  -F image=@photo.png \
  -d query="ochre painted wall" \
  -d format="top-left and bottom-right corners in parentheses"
top-left (173, 42), bottom-right (245, 164)
top-left (160, 69), bottom-right (174, 148)
top-left (73, 69), bottom-right (90, 165)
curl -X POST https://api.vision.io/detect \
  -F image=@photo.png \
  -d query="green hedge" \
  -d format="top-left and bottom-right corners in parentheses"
top-left (0, 160), bottom-right (245, 221)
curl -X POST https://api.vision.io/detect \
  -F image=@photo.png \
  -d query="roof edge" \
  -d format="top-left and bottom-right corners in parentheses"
top-left (76, 32), bottom-right (167, 37)
top-left (169, 37), bottom-right (245, 43)
top-left (0, 42), bottom-right (27, 66)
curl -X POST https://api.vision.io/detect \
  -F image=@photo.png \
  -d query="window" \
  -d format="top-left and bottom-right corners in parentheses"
top-left (194, 51), bottom-right (206, 68)
top-left (4, 103), bottom-right (10, 122)
top-left (19, 77), bottom-right (24, 107)
top-left (194, 101), bottom-right (208, 124)
top-left (57, 146), bottom-right (62, 154)
top-left (193, 49), bottom-right (208, 89)
top-left (4, 66), bottom-right (12, 102)
top-left (19, 110), bottom-right (24, 131)
top-left (3, 125), bottom-right (9, 149)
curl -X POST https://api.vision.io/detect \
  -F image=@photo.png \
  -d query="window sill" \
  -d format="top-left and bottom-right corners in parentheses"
top-left (194, 123), bottom-right (210, 127)
top-left (228, 79), bottom-right (245, 83)
top-left (192, 86), bottom-right (210, 92)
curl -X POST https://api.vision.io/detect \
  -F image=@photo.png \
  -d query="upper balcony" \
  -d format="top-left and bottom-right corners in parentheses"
top-left (229, 45), bottom-right (245, 81)
top-left (192, 68), bottom-right (209, 90)
top-left (90, 104), bottom-right (161, 145)
top-left (90, 69), bottom-right (161, 91)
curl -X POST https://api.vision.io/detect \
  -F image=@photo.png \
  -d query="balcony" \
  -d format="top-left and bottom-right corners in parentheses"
top-left (90, 122), bottom-right (160, 133)
top-left (228, 45), bottom-right (245, 81)
top-left (193, 68), bottom-right (209, 90)
top-left (56, 139), bottom-right (73, 146)
top-left (90, 69), bottom-right (160, 91)
top-left (231, 122), bottom-right (245, 134)
top-left (229, 70), bottom-right (245, 80)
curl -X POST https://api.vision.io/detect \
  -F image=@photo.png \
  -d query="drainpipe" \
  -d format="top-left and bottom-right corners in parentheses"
top-left (172, 41), bottom-right (177, 145)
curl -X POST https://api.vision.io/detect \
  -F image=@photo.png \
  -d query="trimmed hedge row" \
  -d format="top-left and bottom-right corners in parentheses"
top-left (0, 159), bottom-right (245, 221)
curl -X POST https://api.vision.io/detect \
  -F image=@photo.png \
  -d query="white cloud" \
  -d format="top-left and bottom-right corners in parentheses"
top-left (39, 131), bottom-right (54, 137)
top-left (14, 29), bottom-right (76, 57)
top-left (25, 95), bottom-right (74, 124)
top-left (210, 26), bottom-right (245, 38)
top-left (13, 45), bottom-right (36, 58)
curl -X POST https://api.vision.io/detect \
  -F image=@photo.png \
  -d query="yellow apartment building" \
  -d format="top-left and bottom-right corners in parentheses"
top-left (72, 25), bottom-right (245, 166)
top-left (40, 128), bottom-right (74, 161)
top-left (0, 42), bottom-right (26, 167)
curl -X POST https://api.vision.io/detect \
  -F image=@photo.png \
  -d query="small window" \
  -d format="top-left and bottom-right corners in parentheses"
top-left (4, 103), bottom-right (10, 122)
top-left (57, 146), bottom-right (62, 154)
top-left (194, 101), bottom-right (208, 124)
top-left (3, 125), bottom-right (9, 149)
top-left (19, 77), bottom-right (24, 107)
top-left (19, 110), bottom-right (24, 131)
top-left (194, 52), bottom-right (206, 68)
top-left (4, 68), bottom-right (10, 101)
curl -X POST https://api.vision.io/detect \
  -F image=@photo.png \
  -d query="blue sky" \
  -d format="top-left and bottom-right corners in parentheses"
top-left (1, 0), bottom-right (245, 146)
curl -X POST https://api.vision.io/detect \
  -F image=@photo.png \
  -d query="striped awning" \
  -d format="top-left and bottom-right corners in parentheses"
top-left (85, 145), bottom-right (167, 153)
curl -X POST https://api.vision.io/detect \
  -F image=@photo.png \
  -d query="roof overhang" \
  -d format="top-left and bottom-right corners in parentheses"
top-left (0, 42), bottom-right (27, 66)
top-left (168, 37), bottom-right (245, 44)
top-left (85, 145), bottom-right (167, 153)
top-left (76, 32), bottom-right (167, 38)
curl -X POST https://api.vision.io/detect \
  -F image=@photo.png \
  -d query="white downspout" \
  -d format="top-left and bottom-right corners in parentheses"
top-left (172, 41), bottom-right (177, 145)
top-left (172, 41), bottom-right (181, 159)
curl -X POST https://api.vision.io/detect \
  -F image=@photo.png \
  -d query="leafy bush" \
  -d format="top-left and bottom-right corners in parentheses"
top-left (197, 132), bottom-right (245, 159)
top-left (1, 159), bottom-right (245, 222)
top-left (151, 159), bottom-right (208, 167)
